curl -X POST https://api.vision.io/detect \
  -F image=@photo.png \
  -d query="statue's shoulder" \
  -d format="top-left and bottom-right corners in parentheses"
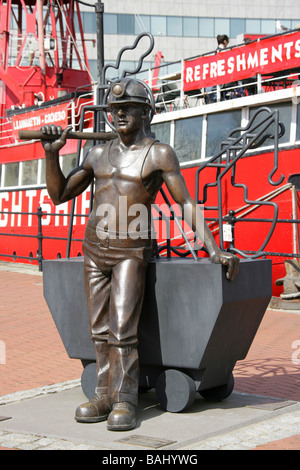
top-left (152, 140), bottom-right (177, 158)
top-left (82, 139), bottom-right (113, 170)
top-left (148, 140), bottom-right (179, 171)
top-left (89, 138), bottom-right (114, 157)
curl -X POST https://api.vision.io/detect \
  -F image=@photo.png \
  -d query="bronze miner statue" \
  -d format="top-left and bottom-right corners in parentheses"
top-left (41, 78), bottom-right (239, 431)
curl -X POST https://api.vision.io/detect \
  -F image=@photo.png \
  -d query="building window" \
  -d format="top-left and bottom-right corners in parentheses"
top-left (10, 6), bottom-right (23, 30)
top-left (135, 61), bottom-right (152, 80)
top-left (230, 19), bottom-right (246, 38)
top-left (21, 160), bottom-right (38, 186)
top-left (104, 13), bottom-right (118, 34)
top-left (245, 19), bottom-right (261, 34)
top-left (103, 60), bottom-right (152, 80)
top-left (40, 159), bottom-right (46, 185)
top-left (261, 19), bottom-right (276, 35)
top-left (174, 116), bottom-right (203, 163)
top-left (151, 16), bottom-right (167, 36)
top-left (292, 20), bottom-right (300, 29)
top-left (206, 110), bottom-right (241, 158)
top-left (118, 14), bottom-right (135, 35)
top-left (167, 17), bottom-right (183, 37)
top-left (183, 17), bottom-right (199, 37)
top-left (88, 60), bottom-right (98, 81)
top-left (250, 104), bottom-right (291, 146)
top-left (215, 18), bottom-right (230, 37)
top-left (4, 162), bottom-right (19, 187)
top-left (134, 15), bottom-right (151, 34)
top-left (82, 12), bottom-right (97, 34)
top-left (62, 154), bottom-right (77, 177)
top-left (151, 122), bottom-right (171, 145)
top-left (96, 14), bottom-right (296, 40)
top-left (199, 18), bottom-right (214, 37)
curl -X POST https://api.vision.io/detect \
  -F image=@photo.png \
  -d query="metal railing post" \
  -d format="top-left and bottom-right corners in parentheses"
top-left (227, 210), bottom-right (236, 251)
top-left (36, 206), bottom-right (43, 271)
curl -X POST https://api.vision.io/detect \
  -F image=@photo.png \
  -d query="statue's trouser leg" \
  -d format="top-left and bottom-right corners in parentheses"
top-left (108, 257), bottom-right (147, 406)
top-left (83, 236), bottom-right (149, 406)
top-left (74, 252), bottom-right (111, 423)
top-left (83, 254), bottom-right (111, 394)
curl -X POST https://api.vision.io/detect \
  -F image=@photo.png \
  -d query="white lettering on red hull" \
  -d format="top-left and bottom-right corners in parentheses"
top-left (0, 188), bottom-right (90, 228)
top-left (0, 192), bottom-right (9, 227)
top-left (184, 31), bottom-right (300, 90)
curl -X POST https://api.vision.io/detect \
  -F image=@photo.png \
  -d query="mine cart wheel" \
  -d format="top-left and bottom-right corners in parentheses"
top-left (199, 373), bottom-right (234, 402)
top-left (81, 361), bottom-right (97, 400)
top-left (155, 369), bottom-right (196, 413)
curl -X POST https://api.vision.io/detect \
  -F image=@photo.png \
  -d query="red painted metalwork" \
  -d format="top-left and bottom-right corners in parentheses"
top-left (0, 0), bottom-right (91, 109)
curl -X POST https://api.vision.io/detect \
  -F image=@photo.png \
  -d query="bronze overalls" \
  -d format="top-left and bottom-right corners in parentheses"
top-left (82, 139), bottom-right (156, 406)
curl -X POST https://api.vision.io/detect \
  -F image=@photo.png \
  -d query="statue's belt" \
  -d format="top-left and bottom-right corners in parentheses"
top-left (84, 223), bottom-right (152, 249)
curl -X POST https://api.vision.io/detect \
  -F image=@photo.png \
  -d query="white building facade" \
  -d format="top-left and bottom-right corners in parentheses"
top-left (77, 0), bottom-right (300, 81)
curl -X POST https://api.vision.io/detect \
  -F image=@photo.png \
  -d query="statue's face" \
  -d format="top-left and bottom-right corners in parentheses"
top-left (110, 103), bottom-right (145, 135)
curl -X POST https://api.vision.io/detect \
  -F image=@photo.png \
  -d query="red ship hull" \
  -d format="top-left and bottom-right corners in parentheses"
top-left (1, 140), bottom-right (299, 298)
top-left (1, 1), bottom-right (300, 302)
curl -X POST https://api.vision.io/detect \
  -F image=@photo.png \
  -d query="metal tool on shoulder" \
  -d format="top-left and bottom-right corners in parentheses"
top-left (18, 129), bottom-right (117, 141)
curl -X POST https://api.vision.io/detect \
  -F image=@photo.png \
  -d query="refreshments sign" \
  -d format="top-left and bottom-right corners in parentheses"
top-left (11, 103), bottom-right (69, 139)
top-left (184, 31), bottom-right (300, 91)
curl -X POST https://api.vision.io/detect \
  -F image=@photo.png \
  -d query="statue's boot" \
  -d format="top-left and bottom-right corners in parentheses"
top-left (75, 393), bottom-right (110, 423)
top-left (107, 402), bottom-right (136, 431)
top-left (75, 341), bottom-right (111, 423)
top-left (106, 345), bottom-right (138, 431)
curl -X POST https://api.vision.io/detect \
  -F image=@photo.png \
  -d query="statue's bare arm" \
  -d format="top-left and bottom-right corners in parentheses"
top-left (41, 126), bottom-right (94, 205)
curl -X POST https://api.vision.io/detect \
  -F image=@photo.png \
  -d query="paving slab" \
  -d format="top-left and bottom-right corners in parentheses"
top-left (0, 384), bottom-right (299, 450)
top-left (0, 262), bottom-right (300, 450)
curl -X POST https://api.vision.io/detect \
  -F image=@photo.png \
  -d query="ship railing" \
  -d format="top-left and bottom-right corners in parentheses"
top-left (7, 31), bottom-right (88, 72)
top-left (149, 180), bottom-right (300, 266)
top-left (0, 207), bottom-right (88, 272)
top-left (153, 212), bottom-right (300, 261)
top-left (0, 117), bottom-right (15, 146)
top-left (1, 186), bottom-right (300, 270)
top-left (142, 67), bottom-right (300, 113)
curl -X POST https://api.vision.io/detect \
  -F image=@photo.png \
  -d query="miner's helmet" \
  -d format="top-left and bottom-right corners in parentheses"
top-left (107, 78), bottom-right (152, 109)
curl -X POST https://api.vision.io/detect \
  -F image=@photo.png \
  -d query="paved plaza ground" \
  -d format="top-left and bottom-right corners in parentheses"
top-left (0, 263), bottom-right (299, 450)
